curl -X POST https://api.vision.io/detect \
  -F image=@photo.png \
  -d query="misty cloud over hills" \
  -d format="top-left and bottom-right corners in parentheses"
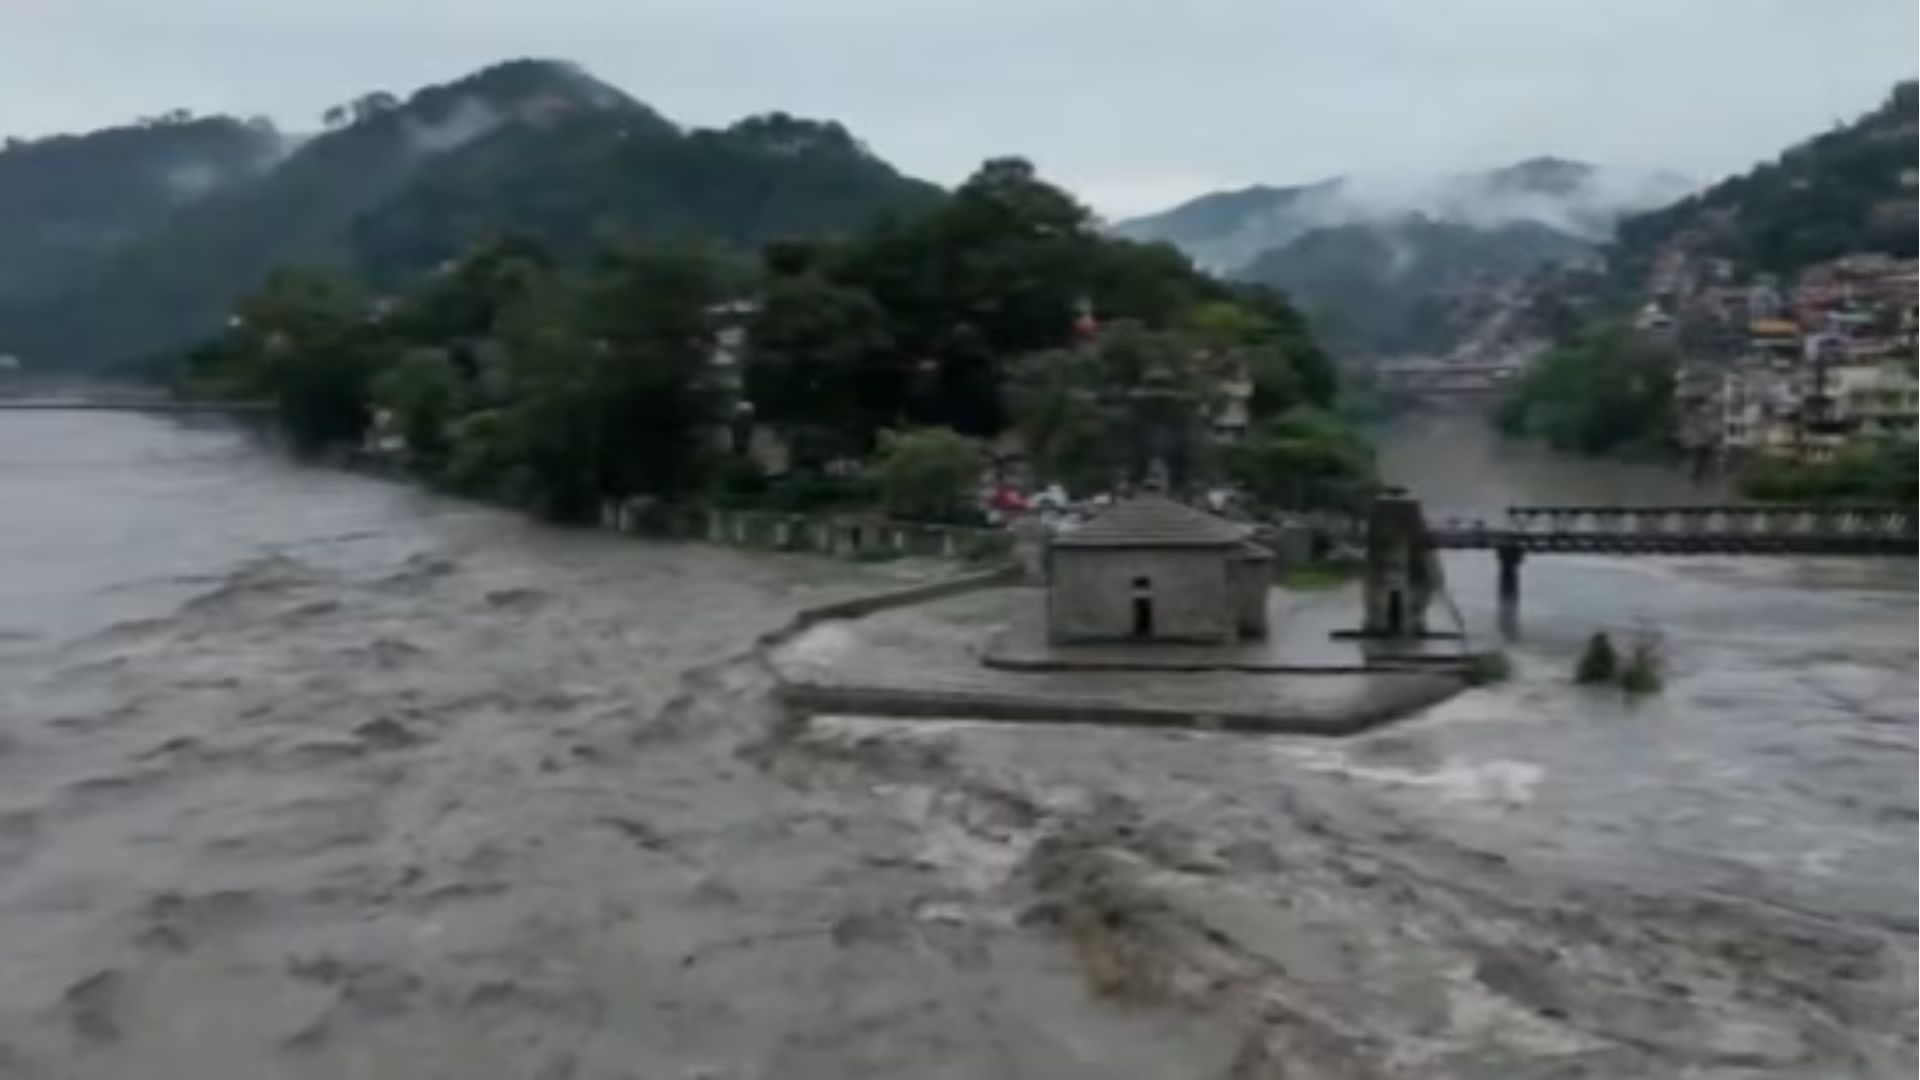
top-left (1115, 158), bottom-right (1694, 274)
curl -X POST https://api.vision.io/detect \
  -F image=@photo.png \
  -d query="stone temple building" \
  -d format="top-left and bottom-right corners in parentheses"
top-left (1047, 495), bottom-right (1272, 644)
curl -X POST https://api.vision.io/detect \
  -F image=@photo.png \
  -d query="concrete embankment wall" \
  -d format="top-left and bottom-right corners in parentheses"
top-left (755, 566), bottom-right (1026, 650)
top-left (604, 502), bottom-right (1017, 566)
top-left (774, 682), bottom-right (1443, 736)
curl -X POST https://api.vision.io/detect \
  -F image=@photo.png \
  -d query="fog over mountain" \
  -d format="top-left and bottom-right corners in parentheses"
top-left (1115, 159), bottom-right (1695, 274)
top-left (8, 0), bottom-right (1914, 224)
top-left (1108, 158), bottom-right (1697, 359)
top-left (0, 58), bottom-right (942, 370)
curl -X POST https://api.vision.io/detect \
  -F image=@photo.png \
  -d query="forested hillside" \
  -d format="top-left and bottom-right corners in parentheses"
top-left (1613, 81), bottom-right (1918, 283)
top-left (0, 114), bottom-right (279, 312)
top-left (350, 111), bottom-right (940, 285)
top-left (0, 59), bottom-right (941, 371)
top-left (1239, 216), bottom-right (1589, 355)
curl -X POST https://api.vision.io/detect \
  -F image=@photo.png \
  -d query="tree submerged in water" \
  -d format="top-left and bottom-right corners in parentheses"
top-left (1575, 632), bottom-right (1618, 684)
top-left (1619, 638), bottom-right (1665, 697)
top-left (1575, 630), bottom-right (1664, 696)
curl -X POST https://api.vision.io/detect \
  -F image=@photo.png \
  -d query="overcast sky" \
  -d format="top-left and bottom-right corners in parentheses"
top-left (6, 0), bottom-right (1916, 216)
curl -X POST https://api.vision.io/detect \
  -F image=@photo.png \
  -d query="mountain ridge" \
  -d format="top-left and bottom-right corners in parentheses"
top-left (0, 114), bottom-right (281, 312)
top-left (0, 59), bottom-right (944, 370)
top-left (1613, 80), bottom-right (1918, 286)
top-left (1114, 159), bottom-right (1690, 356)
top-left (1114, 159), bottom-right (1693, 274)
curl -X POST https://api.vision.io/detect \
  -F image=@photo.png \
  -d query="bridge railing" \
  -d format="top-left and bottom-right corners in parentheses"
top-left (1503, 504), bottom-right (1914, 540)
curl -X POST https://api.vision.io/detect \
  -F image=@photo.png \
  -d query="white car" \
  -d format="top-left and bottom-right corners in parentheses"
top-left (1031, 484), bottom-right (1070, 510)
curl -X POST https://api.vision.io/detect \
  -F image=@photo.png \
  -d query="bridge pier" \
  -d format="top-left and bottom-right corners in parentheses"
top-left (1489, 545), bottom-right (1520, 614)
top-left (1361, 489), bottom-right (1439, 638)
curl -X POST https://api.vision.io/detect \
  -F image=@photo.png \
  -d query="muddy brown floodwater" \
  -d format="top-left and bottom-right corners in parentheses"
top-left (0, 410), bottom-right (1914, 1079)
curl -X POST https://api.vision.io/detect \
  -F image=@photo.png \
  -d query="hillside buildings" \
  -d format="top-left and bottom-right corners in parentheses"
top-left (1661, 254), bottom-right (1917, 466)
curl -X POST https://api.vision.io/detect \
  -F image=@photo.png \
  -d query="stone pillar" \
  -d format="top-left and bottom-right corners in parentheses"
top-left (1010, 520), bottom-right (1048, 581)
top-left (1496, 545), bottom-right (1524, 639)
top-left (1362, 489), bottom-right (1437, 638)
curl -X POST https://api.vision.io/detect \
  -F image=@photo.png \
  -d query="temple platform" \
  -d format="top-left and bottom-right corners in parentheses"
top-left (982, 585), bottom-right (1470, 674)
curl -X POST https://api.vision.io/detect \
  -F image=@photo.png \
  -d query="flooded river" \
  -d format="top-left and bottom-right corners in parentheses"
top-left (1375, 406), bottom-right (1736, 514)
top-left (0, 409), bottom-right (1913, 1078)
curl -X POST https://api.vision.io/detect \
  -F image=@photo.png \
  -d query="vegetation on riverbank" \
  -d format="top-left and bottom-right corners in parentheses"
top-left (1735, 437), bottom-right (1917, 504)
top-left (181, 157), bottom-right (1374, 523)
top-left (1496, 317), bottom-right (1915, 505)
top-left (1275, 561), bottom-right (1361, 591)
top-left (1493, 321), bottom-right (1676, 457)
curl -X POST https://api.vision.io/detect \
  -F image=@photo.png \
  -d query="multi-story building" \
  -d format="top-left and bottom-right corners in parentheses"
top-left (1829, 357), bottom-right (1919, 440)
top-left (1664, 252), bottom-right (1917, 467)
top-left (1713, 360), bottom-right (1803, 456)
top-left (1690, 317), bottom-right (1916, 466)
top-left (1206, 357), bottom-right (1255, 443)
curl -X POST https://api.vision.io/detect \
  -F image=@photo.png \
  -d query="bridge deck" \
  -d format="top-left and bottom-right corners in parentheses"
top-left (1430, 530), bottom-right (1914, 556)
top-left (1429, 504), bottom-right (1916, 557)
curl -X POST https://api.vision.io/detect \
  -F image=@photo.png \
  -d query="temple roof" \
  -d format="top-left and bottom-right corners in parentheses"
top-left (1052, 494), bottom-right (1253, 549)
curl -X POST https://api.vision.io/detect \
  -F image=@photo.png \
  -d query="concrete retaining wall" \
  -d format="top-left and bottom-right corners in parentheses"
top-left (777, 681), bottom-right (1455, 736)
top-left (602, 501), bottom-right (1015, 566)
top-left (756, 565), bottom-right (1026, 649)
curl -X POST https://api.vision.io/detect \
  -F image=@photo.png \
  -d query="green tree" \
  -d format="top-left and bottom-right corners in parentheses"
top-left (1496, 321), bottom-right (1676, 456)
top-left (443, 409), bottom-right (520, 496)
top-left (372, 349), bottom-right (465, 470)
top-left (388, 234), bottom-right (554, 345)
top-left (832, 157), bottom-right (1099, 433)
top-left (1620, 638), bottom-right (1665, 696)
top-left (489, 244), bottom-right (727, 519)
top-left (1007, 349), bottom-right (1123, 495)
top-left (1209, 287), bottom-right (1337, 410)
top-left (818, 157), bottom-right (1333, 442)
top-left (1575, 632), bottom-right (1619, 684)
top-left (1179, 299), bottom-right (1326, 418)
top-left (875, 427), bottom-right (981, 522)
top-left (225, 267), bottom-right (384, 453)
top-left (493, 284), bottom-right (606, 518)
top-left (1738, 437), bottom-right (1918, 503)
top-left (1008, 320), bottom-right (1217, 492)
top-left (584, 244), bottom-right (728, 499)
top-left (1224, 407), bottom-right (1378, 513)
top-left (744, 273), bottom-right (899, 463)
